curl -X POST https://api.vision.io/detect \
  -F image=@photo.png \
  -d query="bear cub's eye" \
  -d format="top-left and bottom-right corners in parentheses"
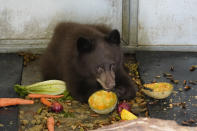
top-left (110, 63), bottom-right (116, 71)
top-left (96, 64), bottom-right (105, 74)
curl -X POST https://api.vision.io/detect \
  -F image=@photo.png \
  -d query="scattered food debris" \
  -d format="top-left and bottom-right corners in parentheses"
top-left (120, 109), bottom-right (138, 121)
top-left (189, 80), bottom-right (196, 85)
top-left (166, 76), bottom-right (173, 80)
top-left (181, 121), bottom-right (190, 126)
top-left (90, 114), bottom-right (99, 117)
top-left (117, 101), bottom-right (131, 114)
top-left (169, 104), bottom-right (173, 108)
top-left (189, 65), bottom-right (197, 71)
top-left (170, 79), bottom-right (179, 84)
top-left (184, 86), bottom-right (191, 91)
top-left (163, 73), bottom-right (173, 77)
top-left (151, 80), bottom-right (157, 83)
top-left (145, 111), bottom-right (149, 117)
top-left (18, 55), bottom-right (148, 131)
top-left (181, 119), bottom-right (195, 126)
top-left (173, 102), bottom-right (186, 109)
top-left (170, 66), bottom-right (174, 71)
top-left (148, 100), bottom-right (159, 105)
top-left (155, 76), bottom-right (161, 79)
top-left (18, 52), bottom-right (40, 66)
top-left (178, 88), bottom-right (183, 92)
top-left (19, 54), bottom-right (197, 130)
top-left (183, 80), bottom-right (187, 86)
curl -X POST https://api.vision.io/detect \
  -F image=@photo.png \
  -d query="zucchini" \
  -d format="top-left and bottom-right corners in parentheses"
top-left (14, 80), bottom-right (66, 96)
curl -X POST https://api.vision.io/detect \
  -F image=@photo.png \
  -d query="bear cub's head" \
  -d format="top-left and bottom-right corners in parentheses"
top-left (76, 29), bottom-right (122, 91)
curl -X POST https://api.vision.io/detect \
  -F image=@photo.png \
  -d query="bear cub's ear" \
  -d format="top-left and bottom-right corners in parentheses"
top-left (106, 29), bottom-right (120, 45)
top-left (77, 37), bottom-right (93, 53)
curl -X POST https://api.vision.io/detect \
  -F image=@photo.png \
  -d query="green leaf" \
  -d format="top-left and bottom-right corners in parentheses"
top-left (14, 85), bottom-right (28, 97)
top-left (58, 90), bottom-right (73, 102)
top-left (61, 111), bottom-right (75, 118)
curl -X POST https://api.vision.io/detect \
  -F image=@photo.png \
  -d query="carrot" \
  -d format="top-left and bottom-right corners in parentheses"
top-left (47, 116), bottom-right (55, 131)
top-left (28, 94), bottom-right (64, 99)
top-left (0, 98), bottom-right (34, 107)
top-left (40, 97), bottom-right (52, 107)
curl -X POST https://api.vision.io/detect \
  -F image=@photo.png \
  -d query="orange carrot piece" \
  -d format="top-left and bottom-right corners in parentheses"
top-left (47, 116), bottom-right (55, 131)
top-left (28, 94), bottom-right (64, 99)
top-left (0, 98), bottom-right (34, 107)
top-left (40, 97), bottom-right (52, 107)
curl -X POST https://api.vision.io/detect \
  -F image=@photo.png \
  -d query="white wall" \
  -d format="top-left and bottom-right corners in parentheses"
top-left (0, 0), bottom-right (122, 52)
top-left (138, 0), bottom-right (197, 46)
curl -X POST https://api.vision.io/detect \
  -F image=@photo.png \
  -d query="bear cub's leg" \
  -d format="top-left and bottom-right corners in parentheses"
top-left (114, 67), bottom-right (137, 100)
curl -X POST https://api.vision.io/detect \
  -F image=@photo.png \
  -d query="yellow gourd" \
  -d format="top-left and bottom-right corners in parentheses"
top-left (142, 82), bottom-right (173, 99)
top-left (120, 109), bottom-right (138, 120)
top-left (88, 90), bottom-right (117, 114)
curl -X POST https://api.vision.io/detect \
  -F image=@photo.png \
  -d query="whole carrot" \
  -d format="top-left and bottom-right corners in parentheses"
top-left (28, 94), bottom-right (64, 99)
top-left (47, 116), bottom-right (55, 131)
top-left (40, 97), bottom-right (52, 107)
top-left (0, 98), bottom-right (34, 107)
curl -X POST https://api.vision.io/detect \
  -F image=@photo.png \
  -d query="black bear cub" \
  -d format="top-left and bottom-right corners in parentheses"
top-left (40, 22), bottom-right (137, 103)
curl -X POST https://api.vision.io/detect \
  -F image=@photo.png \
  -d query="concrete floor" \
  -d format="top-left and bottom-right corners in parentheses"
top-left (21, 58), bottom-right (42, 85)
top-left (19, 54), bottom-right (197, 130)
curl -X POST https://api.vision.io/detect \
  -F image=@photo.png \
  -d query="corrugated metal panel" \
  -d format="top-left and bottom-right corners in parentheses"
top-left (138, 0), bottom-right (197, 46)
top-left (0, 0), bottom-right (122, 52)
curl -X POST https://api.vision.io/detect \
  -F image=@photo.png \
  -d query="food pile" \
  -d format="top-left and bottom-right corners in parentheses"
top-left (1, 54), bottom-right (150, 130)
top-left (88, 90), bottom-right (138, 120)
top-left (18, 52), bottom-right (40, 66)
top-left (0, 79), bottom-right (139, 131)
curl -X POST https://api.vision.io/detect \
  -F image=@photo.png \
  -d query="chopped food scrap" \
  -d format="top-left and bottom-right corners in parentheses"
top-left (117, 101), bottom-right (131, 114)
top-left (0, 98), bottom-right (34, 107)
top-left (40, 98), bottom-right (52, 107)
top-left (183, 80), bottom-right (187, 85)
top-left (170, 66), bottom-right (174, 71)
top-left (184, 86), bottom-right (191, 91)
top-left (181, 119), bottom-right (195, 126)
top-left (18, 52), bottom-right (40, 66)
top-left (169, 104), bottom-right (173, 108)
top-left (170, 79), bottom-right (179, 84)
top-left (173, 102), bottom-right (186, 109)
top-left (189, 65), bottom-right (197, 71)
top-left (155, 76), bottom-right (161, 78)
top-left (47, 116), bottom-right (55, 131)
top-left (120, 109), bottom-right (138, 121)
top-left (188, 80), bottom-right (196, 85)
top-left (51, 102), bottom-right (63, 113)
top-left (163, 73), bottom-right (173, 77)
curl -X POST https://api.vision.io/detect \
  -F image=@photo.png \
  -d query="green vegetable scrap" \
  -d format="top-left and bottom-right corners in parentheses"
top-left (61, 111), bottom-right (75, 118)
top-left (58, 90), bottom-right (73, 101)
top-left (14, 80), bottom-right (66, 97)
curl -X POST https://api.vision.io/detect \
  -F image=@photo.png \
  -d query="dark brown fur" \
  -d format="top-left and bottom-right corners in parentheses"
top-left (40, 22), bottom-right (136, 103)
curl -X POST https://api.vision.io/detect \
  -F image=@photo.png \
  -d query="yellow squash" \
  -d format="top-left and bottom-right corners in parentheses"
top-left (120, 109), bottom-right (138, 120)
top-left (88, 90), bottom-right (117, 114)
top-left (142, 82), bottom-right (173, 99)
